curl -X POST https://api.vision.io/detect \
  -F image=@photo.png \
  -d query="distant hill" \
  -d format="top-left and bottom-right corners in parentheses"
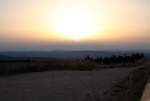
top-left (145, 52), bottom-right (150, 59)
top-left (0, 51), bottom-right (149, 59)
top-left (0, 54), bottom-right (10, 60)
top-left (0, 54), bottom-right (30, 61)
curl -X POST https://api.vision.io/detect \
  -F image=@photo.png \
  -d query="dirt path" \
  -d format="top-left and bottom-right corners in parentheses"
top-left (0, 68), bottom-right (132, 101)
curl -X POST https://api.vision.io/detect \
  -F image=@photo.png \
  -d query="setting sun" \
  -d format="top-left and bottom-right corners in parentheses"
top-left (56, 10), bottom-right (97, 40)
top-left (46, 8), bottom-right (105, 41)
top-left (57, 12), bottom-right (93, 40)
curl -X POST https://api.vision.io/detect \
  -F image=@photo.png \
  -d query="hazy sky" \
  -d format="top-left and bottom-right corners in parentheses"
top-left (0, 0), bottom-right (150, 51)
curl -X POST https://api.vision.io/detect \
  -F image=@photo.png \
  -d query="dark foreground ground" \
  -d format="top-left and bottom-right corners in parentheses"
top-left (0, 61), bottom-right (149, 101)
top-left (0, 68), bottom-right (132, 101)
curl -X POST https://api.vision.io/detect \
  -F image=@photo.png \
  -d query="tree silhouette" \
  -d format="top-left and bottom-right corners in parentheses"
top-left (85, 52), bottom-right (145, 64)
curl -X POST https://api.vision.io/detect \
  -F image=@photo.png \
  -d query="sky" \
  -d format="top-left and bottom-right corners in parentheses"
top-left (0, 0), bottom-right (150, 51)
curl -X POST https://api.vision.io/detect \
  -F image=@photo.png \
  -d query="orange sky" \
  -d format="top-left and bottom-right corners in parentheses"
top-left (0, 0), bottom-right (149, 51)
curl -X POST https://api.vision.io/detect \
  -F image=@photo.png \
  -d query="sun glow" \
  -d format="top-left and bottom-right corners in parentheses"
top-left (57, 11), bottom-right (94, 40)
top-left (47, 9), bottom-right (105, 41)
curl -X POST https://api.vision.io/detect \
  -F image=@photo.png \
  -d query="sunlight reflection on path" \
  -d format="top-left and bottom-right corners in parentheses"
top-left (141, 83), bottom-right (150, 101)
